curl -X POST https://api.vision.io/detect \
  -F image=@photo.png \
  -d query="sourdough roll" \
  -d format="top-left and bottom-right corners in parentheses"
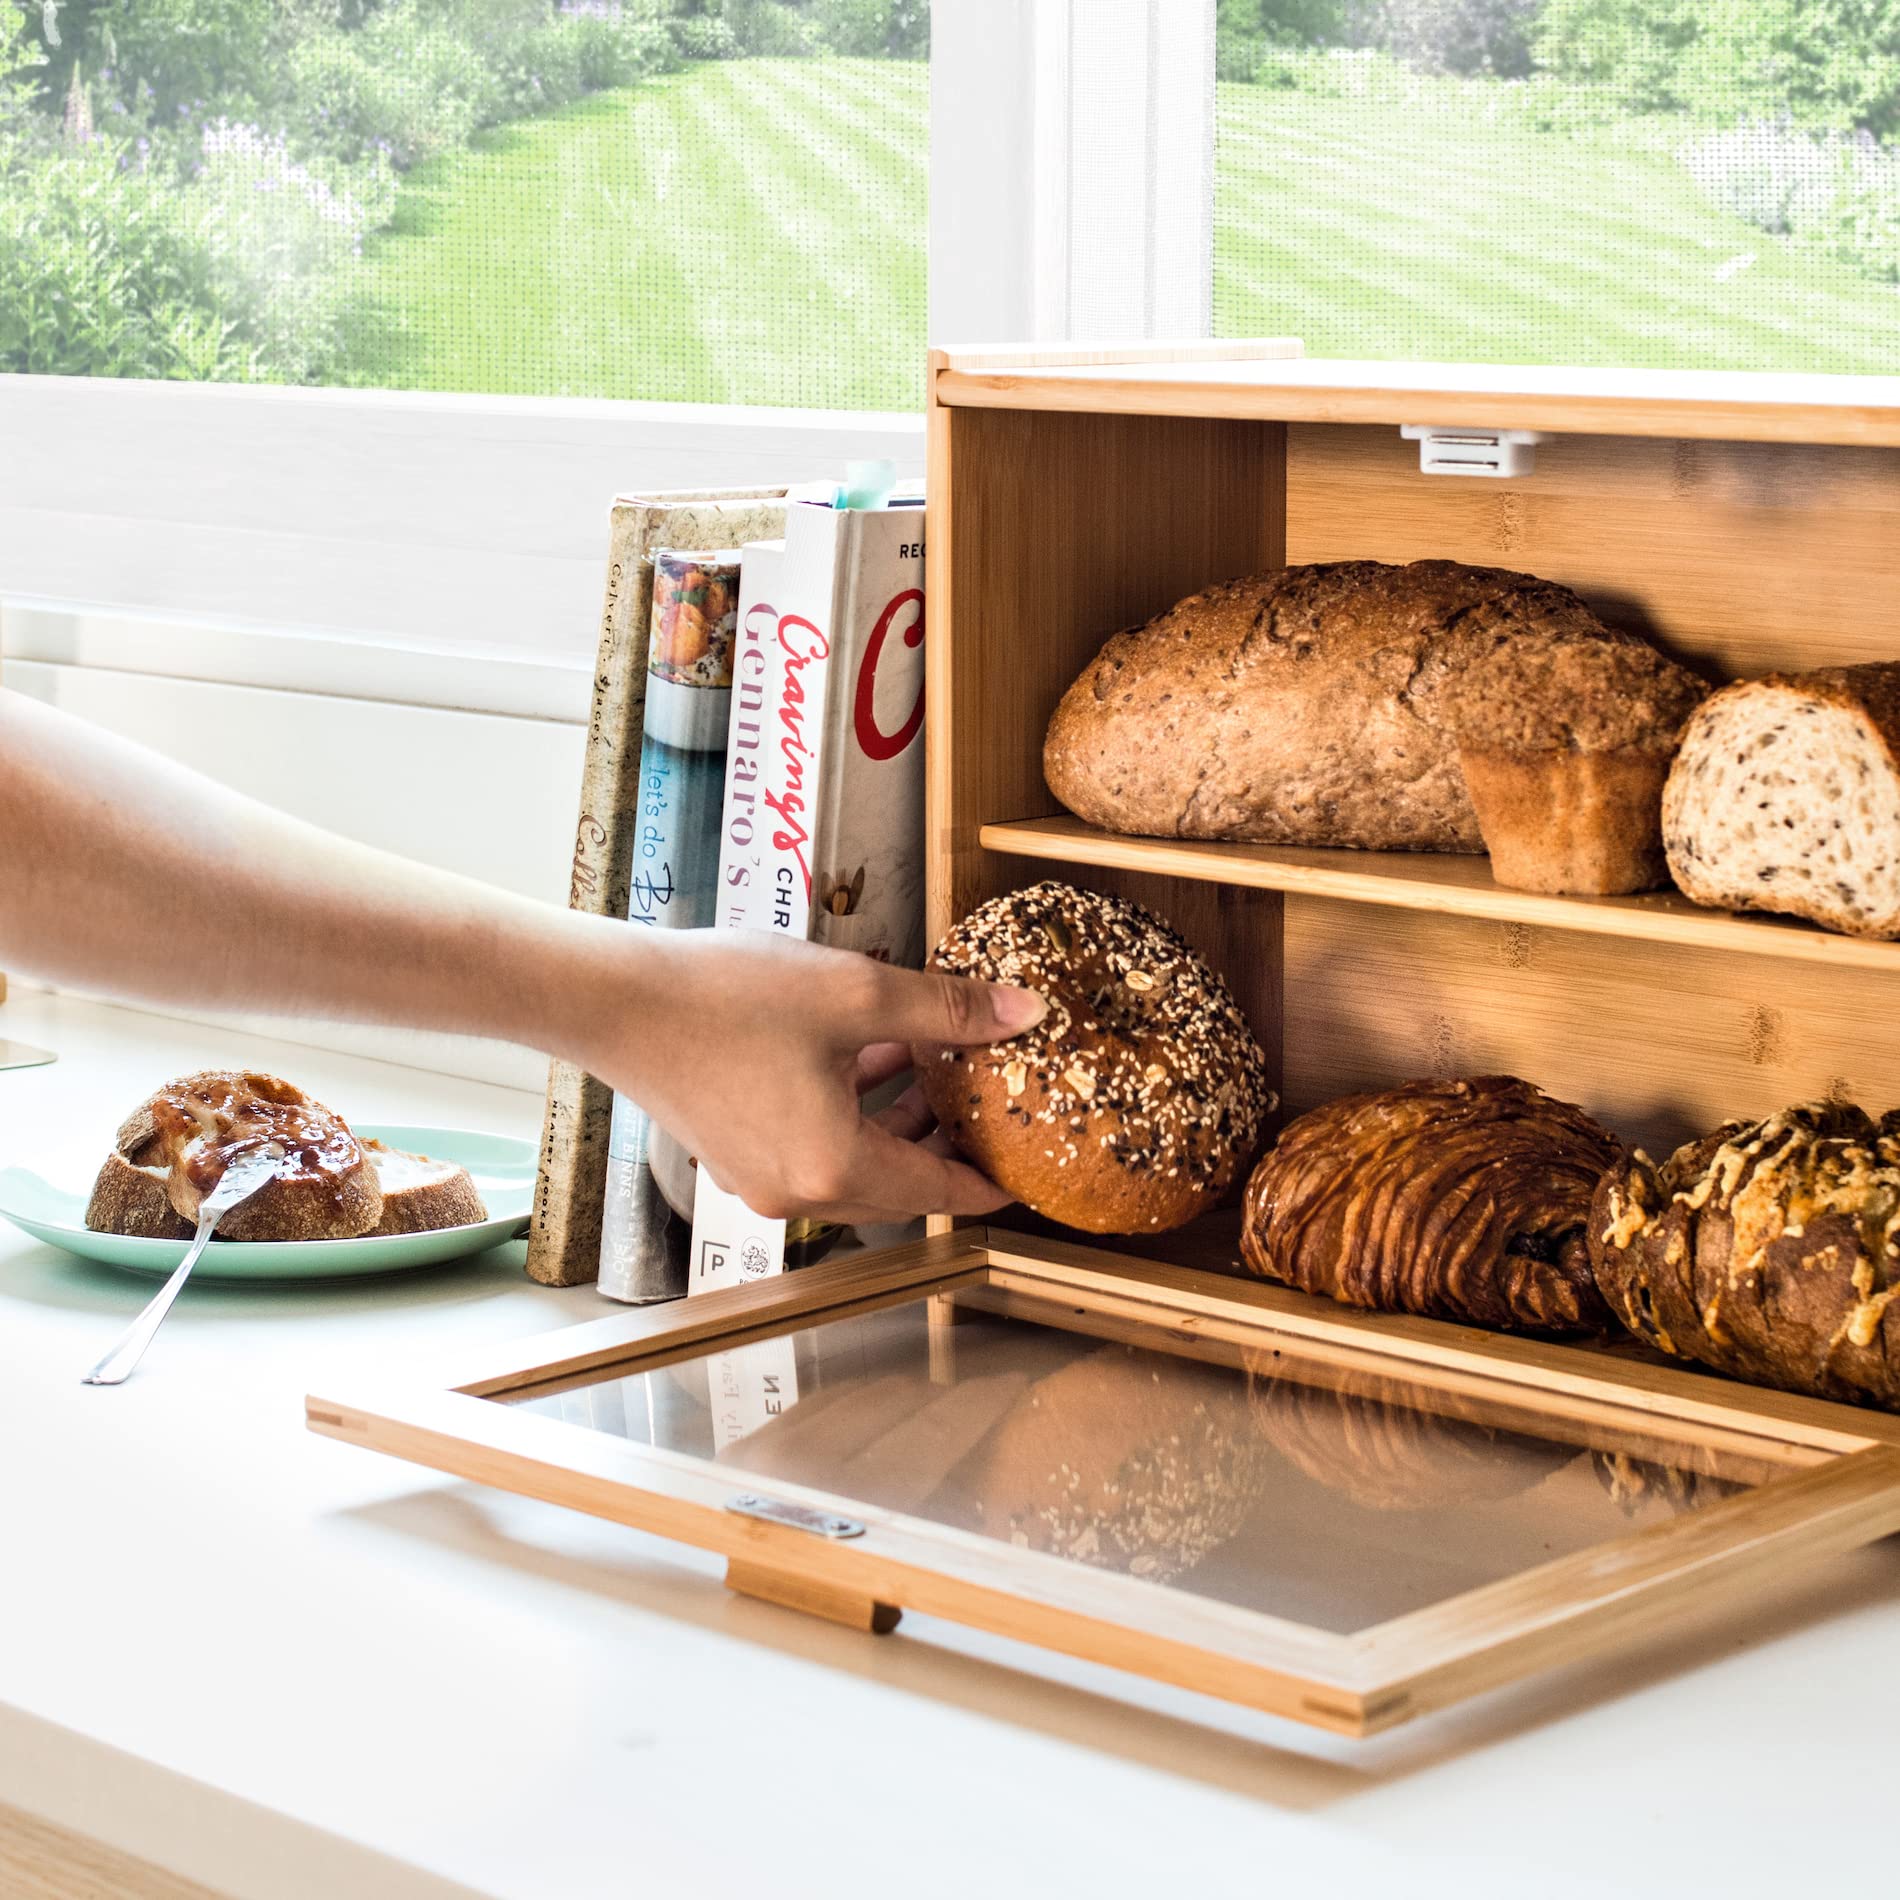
top-left (919, 881), bottom-right (1275, 1233)
top-left (141, 1071), bottom-right (382, 1241)
top-left (1662, 664), bottom-right (1900, 938)
top-left (1453, 637), bottom-right (1708, 895)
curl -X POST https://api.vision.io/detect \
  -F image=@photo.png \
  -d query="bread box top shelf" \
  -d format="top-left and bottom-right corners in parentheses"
top-left (932, 349), bottom-right (1900, 448)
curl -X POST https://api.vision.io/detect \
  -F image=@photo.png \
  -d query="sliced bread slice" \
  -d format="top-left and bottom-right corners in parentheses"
top-left (1663, 664), bottom-right (1900, 940)
top-left (86, 1133), bottom-right (487, 1240)
top-left (359, 1140), bottom-right (487, 1235)
top-left (85, 1145), bottom-right (194, 1240)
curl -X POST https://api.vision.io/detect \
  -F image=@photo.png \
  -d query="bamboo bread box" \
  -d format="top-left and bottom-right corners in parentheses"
top-left (311, 346), bottom-right (1900, 1736)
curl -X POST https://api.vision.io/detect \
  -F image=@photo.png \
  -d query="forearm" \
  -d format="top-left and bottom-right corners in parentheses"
top-left (1, 689), bottom-right (1041, 1223)
top-left (0, 689), bottom-right (615, 1061)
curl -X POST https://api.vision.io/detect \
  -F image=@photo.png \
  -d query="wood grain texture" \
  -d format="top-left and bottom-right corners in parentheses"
top-left (980, 814), bottom-right (1900, 973)
top-left (0, 1800), bottom-right (225, 1900)
top-left (935, 338), bottom-right (1303, 373)
top-left (1286, 424), bottom-right (1900, 680)
top-left (1280, 894), bottom-right (1900, 1155)
top-left (726, 1559), bottom-right (903, 1633)
top-left (935, 356), bottom-right (1900, 447)
top-left (311, 1235), bottom-right (1900, 1738)
top-left (1359, 1445), bottom-right (1900, 1730)
top-left (924, 382), bottom-right (1290, 1223)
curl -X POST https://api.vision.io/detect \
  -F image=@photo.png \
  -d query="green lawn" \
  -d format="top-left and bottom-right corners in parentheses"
top-left (340, 59), bottom-right (1900, 400)
top-left (1214, 81), bottom-right (1900, 373)
top-left (344, 58), bottom-right (927, 408)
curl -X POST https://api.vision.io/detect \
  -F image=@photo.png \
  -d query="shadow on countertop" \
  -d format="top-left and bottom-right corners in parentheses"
top-left (327, 1474), bottom-right (1900, 1817)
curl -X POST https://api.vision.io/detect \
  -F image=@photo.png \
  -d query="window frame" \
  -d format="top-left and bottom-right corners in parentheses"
top-left (0, 3), bottom-right (1217, 701)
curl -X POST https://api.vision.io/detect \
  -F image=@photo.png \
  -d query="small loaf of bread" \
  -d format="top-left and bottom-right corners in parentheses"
top-left (1663, 663), bottom-right (1900, 939)
top-left (1590, 1102), bottom-right (1900, 1412)
top-left (1241, 1076), bottom-right (1623, 1335)
top-left (1043, 560), bottom-right (1635, 852)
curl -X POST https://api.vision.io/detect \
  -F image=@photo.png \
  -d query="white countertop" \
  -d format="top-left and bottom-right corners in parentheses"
top-left (3, 987), bottom-right (1897, 1900)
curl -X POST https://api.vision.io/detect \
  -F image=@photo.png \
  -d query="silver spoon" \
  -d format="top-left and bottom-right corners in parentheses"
top-left (82, 1144), bottom-right (286, 1387)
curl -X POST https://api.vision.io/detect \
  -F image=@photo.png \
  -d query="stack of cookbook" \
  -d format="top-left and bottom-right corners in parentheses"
top-left (527, 473), bottom-right (927, 1313)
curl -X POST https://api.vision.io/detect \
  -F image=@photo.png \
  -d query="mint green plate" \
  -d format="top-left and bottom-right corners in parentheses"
top-left (0, 1124), bottom-right (534, 1283)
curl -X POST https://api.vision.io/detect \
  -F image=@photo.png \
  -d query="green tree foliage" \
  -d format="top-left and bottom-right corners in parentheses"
top-left (1536, 0), bottom-right (1900, 136)
top-left (1360, 0), bottom-right (1538, 77)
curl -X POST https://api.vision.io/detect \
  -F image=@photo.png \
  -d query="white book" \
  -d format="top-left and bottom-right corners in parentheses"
top-left (689, 497), bottom-right (928, 1303)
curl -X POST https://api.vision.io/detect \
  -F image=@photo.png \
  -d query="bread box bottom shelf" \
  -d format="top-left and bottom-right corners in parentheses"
top-left (308, 1230), bottom-right (1900, 1738)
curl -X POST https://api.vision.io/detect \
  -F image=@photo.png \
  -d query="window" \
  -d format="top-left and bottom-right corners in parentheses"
top-left (3, 0), bottom-right (928, 407)
top-left (1210, 3), bottom-right (1900, 374)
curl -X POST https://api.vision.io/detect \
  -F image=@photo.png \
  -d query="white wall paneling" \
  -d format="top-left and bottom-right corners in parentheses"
top-left (0, 377), bottom-right (923, 660)
top-left (1, 600), bottom-right (591, 723)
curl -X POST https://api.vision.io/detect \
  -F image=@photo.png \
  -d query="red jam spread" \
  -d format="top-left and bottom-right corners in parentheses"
top-left (150, 1072), bottom-right (362, 1198)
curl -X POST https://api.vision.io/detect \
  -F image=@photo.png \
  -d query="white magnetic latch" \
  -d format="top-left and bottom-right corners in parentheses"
top-left (1401, 425), bottom-right (1542, 478)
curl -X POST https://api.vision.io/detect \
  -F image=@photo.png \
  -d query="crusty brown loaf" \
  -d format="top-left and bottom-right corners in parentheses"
top-left (1590, 1101), bottom-right (1900, 1411)
top-left (85, 1137), bottom-right (485, 1240)
top-left (918, 881), bottom-right (1276, 1233)
top-left (358, 1140), bottom-right (487, 1236)
top-left (1663, 664), bottom-right (1900, 938)
top-left (1043, 560), bottom-right (1636, 852)
top-left (1241, 1076), bottom-right (1623, 1335)
top-left (141, 1071), bottom-right (381, 1241)
top-left (84, 1147), bottom-right (194, 1240)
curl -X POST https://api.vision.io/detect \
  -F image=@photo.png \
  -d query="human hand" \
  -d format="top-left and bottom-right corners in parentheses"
top-left (592, 927), bottom-right (1047, 1224)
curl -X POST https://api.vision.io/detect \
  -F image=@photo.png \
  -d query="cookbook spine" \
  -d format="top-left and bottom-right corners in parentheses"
top-left (684, 501), bottom-right (928, 1297)
top-left (528, 493), bottom-right (787, 1289)
top-left (527, 497), bottom-right (660, 1289)
top-left (596, 549), bottom-right (744, 1304)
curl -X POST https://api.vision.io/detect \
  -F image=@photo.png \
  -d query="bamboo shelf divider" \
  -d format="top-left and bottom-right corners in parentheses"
top-left (981, 813), bottom-right (1900, 973)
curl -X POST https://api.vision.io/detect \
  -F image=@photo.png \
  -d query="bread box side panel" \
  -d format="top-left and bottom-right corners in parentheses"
top-left (1284, 424), bottom-right (1900, 682)
top-left (927, 400), bottom-right (1292, 1106)
top-left (1281, 897), bottom-right (1900, 1155)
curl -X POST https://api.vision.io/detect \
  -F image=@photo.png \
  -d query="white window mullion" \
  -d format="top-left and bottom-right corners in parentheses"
top-left (929, 0), bottom-right (1217, 347)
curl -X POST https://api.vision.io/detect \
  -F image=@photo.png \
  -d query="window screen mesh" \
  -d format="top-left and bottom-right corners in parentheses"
top-left (1211, 7), bottom-right (1900, 374)
top-left (4, 2), bottom-right (928, 407)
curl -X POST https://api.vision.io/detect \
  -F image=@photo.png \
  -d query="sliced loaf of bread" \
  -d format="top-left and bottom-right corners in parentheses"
top-left (1662, 663), bottom-right (1900, 939)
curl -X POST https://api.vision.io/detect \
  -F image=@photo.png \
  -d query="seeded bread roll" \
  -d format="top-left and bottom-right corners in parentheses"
top-left (1662, 664), bottom-right (1900, 938)
top-left (963, 1345), bottom-right (1272, 1583)
top-left (1241, 1076), bottom-right (1622, 1334)
top-left (1044, 560), bottom-right (1638, 853)
top-left (918, 881), bottom-right (1275, 1234)
top-left (1590, 1101), bottom-right (1900, 1411)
